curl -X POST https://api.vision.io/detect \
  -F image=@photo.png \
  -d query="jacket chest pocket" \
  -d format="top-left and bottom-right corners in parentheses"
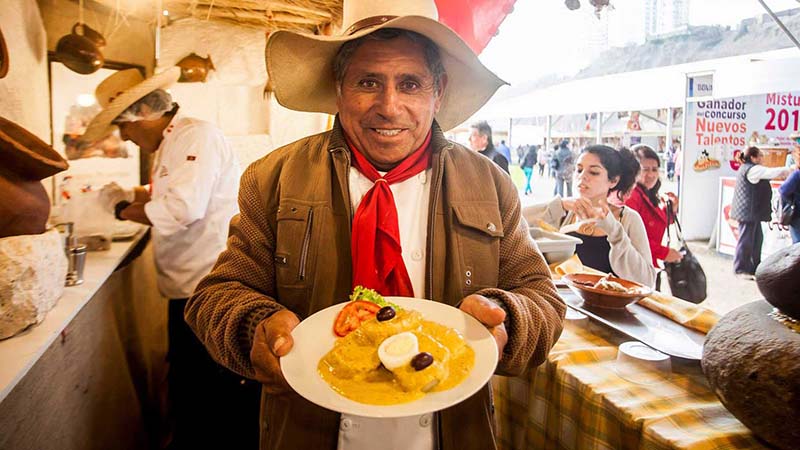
top-left (452, 204), bottom-right (504, 293)
top-left (274, 202), bottom-right (315, 286)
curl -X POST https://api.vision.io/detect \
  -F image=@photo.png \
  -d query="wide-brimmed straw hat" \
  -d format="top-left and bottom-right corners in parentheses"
top-left (81, 67), bottom-right (180, 143)
top-left (266, 0), bottom-right (506, 131)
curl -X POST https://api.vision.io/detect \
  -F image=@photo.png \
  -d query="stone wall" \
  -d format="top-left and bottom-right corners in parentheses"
top-left (0, 0), bottom-right (51, 142)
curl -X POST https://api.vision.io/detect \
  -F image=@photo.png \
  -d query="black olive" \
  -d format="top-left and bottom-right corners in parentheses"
top-left (411, 352), bottom-right (434, 371)
top-left (376, 306), bottom-right (396, 322)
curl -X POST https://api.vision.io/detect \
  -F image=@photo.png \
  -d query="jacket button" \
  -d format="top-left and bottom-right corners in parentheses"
top-left (412, 249), bottom-right (423, 261)
top-left (465, 270), bottom-right (472, 277)
top-left (419, 414), bottom-right (432, 427)
top-left (340, 418), bottom-right (352, 431)
top-left (487, 222), bottom-right (497, 232)
top-left (466, 279), bottom-right (472, 286)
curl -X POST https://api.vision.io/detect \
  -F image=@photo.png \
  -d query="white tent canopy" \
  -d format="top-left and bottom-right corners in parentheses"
top-left (472, 48), bottom-right (800, 121)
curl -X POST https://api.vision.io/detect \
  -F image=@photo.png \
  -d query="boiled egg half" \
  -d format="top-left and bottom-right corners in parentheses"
top-left (378, 332), bottom-right (419, 370)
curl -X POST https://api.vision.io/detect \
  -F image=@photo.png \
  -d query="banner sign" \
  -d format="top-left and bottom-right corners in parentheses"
top-left (681, 90), bottom-right (800, 240)
top-left (717, 177), bottom-right (790, 257)
top-left (687, 73), bottom-right (713, 98)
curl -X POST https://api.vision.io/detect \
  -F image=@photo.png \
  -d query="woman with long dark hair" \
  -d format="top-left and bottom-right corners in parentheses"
top-left (525, 145), bottom-right (656, 287)
top-left (625, 144), bottom-right (682, 267)
top-left (730, 146), bottom-right (791, 279)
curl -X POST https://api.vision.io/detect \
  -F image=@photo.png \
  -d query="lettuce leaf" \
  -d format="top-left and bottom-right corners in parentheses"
top-left (349, 286), bottom-right (400, 310)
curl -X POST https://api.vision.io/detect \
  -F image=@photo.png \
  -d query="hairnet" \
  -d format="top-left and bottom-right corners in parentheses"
top-left (113, 89), bottom-right (176, 124)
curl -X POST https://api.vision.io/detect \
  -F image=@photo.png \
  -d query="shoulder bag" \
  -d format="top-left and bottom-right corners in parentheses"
top-left (663, 201), bottom-right (707, 303)
top-left (779, 195), bottom-right (795, 226)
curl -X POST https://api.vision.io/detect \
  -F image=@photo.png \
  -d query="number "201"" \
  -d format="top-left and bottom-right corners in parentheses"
top-left (765, 108), bottom-right (799, 131)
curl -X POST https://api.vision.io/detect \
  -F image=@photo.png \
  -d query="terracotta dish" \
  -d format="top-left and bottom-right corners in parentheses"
top-left (0, 117), bottom-right (69, 180)
top-left (0, 27), bottom-right (8, 79)
top-left (563, 273), bottom-right (651, 309)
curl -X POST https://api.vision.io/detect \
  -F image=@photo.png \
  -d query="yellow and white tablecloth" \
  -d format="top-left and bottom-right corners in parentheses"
top-left (492, 321), bottom-right (768, 450)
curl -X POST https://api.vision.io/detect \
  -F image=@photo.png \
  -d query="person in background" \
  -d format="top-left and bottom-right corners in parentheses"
top-left (666, 139), bottom-right (678, 181)
top-left (525, 145), bottom-right (656, 287)
top-left (537, 144), bottom-right (548, 176)
top-left (469, 120), bottom-right (509, 173)
top-left (185, 2), bottom-right (565, 447)
top-left (731, 146), bottom-right (792, 280)
top-left (625, 144), bottom-right (682, 267)
top-left (496, 139), bottom-right (512, 166)
top-left (548, 144), bottom-right (559, 179)
top-left (779, 142), bottom-right (800, 243)
top-left (516, 144), bottom-right (525, 165)
top-left (553, 140), bottom-right (575, 197)
top-left (674, 140), bottom-right (683, 196)
top-left (81, 69), bottom-right (255, 449)
top-left (521, 144), bottom-right (538, 195)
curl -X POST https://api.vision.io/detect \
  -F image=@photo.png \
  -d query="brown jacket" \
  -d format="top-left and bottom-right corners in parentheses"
top-left (186, 119), bottom-right (565, 450)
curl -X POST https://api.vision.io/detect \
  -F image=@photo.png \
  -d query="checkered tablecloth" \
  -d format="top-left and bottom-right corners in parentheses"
top-left (492, 321), bottom-right (768, 450)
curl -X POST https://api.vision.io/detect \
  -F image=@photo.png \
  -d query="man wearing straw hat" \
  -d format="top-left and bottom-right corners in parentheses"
top-left (81, 68), bottom-right (258, 449)
top-left (187, 1), bottom-right (565, 448)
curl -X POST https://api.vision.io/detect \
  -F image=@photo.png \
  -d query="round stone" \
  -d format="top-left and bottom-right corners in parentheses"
top-left (702, 300), bottom-right (800, 450)
top-left (756, 243), bottom-right (800, 320)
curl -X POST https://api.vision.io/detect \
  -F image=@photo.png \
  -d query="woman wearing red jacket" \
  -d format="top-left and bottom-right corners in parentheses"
top-left (625, 144), bottom-right (682, 267)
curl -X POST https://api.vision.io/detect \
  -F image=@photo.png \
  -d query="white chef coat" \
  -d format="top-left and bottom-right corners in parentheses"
top-left (144, 115), bottom-right (240, 299)
top-left (339, 167), bottom-right (436, 450)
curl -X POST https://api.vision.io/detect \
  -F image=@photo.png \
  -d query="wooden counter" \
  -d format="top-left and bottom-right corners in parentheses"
top-left (0, 229), bottom-right (168, 450)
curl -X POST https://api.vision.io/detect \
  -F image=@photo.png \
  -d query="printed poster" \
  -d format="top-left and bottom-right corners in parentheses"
top-left (681, 91), bottom-right (800, 240)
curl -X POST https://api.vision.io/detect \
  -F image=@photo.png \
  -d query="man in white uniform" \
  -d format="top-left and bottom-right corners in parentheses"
top-left (83, 68), bottom-right (258, 449)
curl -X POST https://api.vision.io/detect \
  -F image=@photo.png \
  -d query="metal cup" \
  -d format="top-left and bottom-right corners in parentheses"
top-left (54, 222), bottom-right (74, 254)
top-left (65, 243), bottom-right (87, 286)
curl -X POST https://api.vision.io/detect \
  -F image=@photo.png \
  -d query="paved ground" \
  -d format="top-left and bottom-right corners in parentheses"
top-left (510, 164), bottom-right (762, 316)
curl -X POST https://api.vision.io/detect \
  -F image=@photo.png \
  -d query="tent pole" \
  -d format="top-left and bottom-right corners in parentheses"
top-left (756, 0), bottom-right (800, 51)
top-left (666, 107), bottom-right (673, 154)
top-left (508, 117), bottom-right (513, 148)
top-left (595, 112), bottom-right (603, 144)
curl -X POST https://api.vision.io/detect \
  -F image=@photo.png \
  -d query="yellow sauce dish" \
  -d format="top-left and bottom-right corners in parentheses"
top-left (318, 308), bottom-right (475, 405)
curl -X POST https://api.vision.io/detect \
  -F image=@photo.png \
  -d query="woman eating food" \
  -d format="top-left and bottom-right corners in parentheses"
top-left (524, 145), bottom-right (656, 287)
top-left (625, 144), bottom-right (683, 267)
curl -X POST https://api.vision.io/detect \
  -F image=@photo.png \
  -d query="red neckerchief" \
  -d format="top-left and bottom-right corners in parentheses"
top-left (347, 131), bottom-right (432, 297)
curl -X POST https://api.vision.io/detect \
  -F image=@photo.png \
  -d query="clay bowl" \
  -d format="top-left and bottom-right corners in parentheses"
top-left (563, 273), bottom-right (652, 309)
top-left (0, 117), bottom-right (68, 180)
top-left (0, 27), bottom-right (9, 79)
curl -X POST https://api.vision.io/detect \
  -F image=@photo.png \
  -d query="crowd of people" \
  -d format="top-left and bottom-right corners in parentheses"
top-left (478, 132), bottom-right (699, 285)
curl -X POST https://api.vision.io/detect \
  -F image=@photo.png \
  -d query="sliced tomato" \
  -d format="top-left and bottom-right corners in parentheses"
top-left (333, 300), bottom-right (381, 337)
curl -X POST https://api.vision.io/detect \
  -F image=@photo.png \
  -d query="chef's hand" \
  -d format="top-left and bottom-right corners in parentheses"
top-left (459, 295), bottom-right (508, 357)
top-left (99, 182), bottom-right (134, 212)
top-left (250, 309), bottom-right (300, 395)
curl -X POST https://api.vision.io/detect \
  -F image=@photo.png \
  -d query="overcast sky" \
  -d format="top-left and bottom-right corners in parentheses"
top-left (479, 0), bottom-right (800, 85)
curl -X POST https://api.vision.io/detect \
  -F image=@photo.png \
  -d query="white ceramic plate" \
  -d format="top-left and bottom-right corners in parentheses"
top-left (281, 296), bottom-right (498, 418)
